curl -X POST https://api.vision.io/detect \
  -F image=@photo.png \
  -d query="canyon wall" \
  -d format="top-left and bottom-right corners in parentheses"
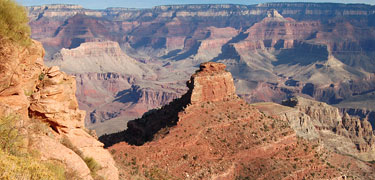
top-left (26, 3), bottom-right (375, 135)
top-left (255, 96), bottom-right (375, 161)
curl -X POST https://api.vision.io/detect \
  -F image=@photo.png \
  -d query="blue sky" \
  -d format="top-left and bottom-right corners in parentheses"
top-left (17, 0), bottom-right (374, 9)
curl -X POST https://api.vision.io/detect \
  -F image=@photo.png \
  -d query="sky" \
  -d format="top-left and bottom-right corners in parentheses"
top-left (17, 0), bottom-right (375, 9)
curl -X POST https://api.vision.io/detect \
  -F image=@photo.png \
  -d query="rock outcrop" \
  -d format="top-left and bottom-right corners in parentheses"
top-left (49, 41), bottom-right (146, 75)
top-left (282, 96), bottom-right (342, 130)
top-left (255, 96), bottom-right (375, 161)
top-left (284, 97), bottom-right (375, 154)
top-left (187, 62), bottom-right (237, 103)
top-left (46, 41), bottom-right (187, 136)
top-left (340, 113), bottom-right (375, 152)
top-left (0, 40), bottom-right (118, 179)
top-left (101, 62), bottom-right (374, 179)
top-left (100, 62), bottom-right (239, 146)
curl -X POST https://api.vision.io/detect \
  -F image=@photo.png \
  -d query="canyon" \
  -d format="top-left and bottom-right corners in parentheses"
top-left (2, 2), bottom-right (375, 179)
top-left (26, 3), bottom-right (375, 137)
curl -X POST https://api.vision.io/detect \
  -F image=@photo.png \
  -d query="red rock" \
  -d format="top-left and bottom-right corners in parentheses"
top-left (0, 40), bottom-right (119, 180)
top-left (188, 62), bottom-right (237, 103)
top-left (103, 62), bottom-right (369, 179)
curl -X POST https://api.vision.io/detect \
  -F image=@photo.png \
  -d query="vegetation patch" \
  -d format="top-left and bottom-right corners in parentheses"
top-left (0, 115), bottom-right (69, 179)
top-left (0, 150), bottom-right (64, 180)
top-left (0, 115), bottom-right (24, 155)
top-left (0, 0), bottom-right (31, 46)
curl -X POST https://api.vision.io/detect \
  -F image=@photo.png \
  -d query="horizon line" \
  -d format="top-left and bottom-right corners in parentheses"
top-left (26, 2), bottom-right (375, 10)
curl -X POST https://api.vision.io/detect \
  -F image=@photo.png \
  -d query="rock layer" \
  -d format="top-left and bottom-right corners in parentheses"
top-left (255, 96), bottom-right (375, 161)
top-left (27, 3), bottom-right (375, 137)
top-left (188, 62), bottom-right (237, 103)
top-left (0, 40), bottom-right (119, 179)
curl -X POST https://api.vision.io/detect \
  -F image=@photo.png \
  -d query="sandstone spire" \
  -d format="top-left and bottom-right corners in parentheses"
top-left (187, 62), bottom-right (237, 104)
top-left (100, 62), bottom-right (238, 146)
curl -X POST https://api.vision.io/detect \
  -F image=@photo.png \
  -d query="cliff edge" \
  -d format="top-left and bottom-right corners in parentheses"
top-left (0, 40), bottom-right (118, 179)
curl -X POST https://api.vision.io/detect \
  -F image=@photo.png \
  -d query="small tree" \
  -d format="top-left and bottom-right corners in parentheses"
top-left (0, 115), bottom-right (24, 155)
top-left (0, 0), bottom-right (31, 46)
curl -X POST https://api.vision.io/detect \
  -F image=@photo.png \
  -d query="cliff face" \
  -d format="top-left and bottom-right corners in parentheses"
top-left (45, 41), bottom-right (189, 136)
top-left (188, 62), bottom-right (237, 103)
top-left (101, 62), bottom-right (375, 179)
top-left (27, 3), bottom-right (375, 136)
top-left (255, 96), bottom-right (375, 161)
top-left (0, 41), bottom-right (118, 179)
top-left (100, 62), bottom-right (238, 146)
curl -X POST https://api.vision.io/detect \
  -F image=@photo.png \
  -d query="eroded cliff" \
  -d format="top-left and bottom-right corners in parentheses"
top-left (0, 40), bottom-right (118, 179)
top-left (255, 96), bottom-right (375, 161)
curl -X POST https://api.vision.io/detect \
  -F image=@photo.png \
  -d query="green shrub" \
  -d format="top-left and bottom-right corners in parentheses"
top-left (0, 0), bottom-right (31, 46)
top-left (144, 167), bottom-right (174, 180)
top-left (38, 73), bottom-right (45, 81)
top-left (60, 136), bottom-right (83, 157)
top-left (43, 160), bottom-right (67, 180)
top-left (84, 156), bottom-right (104, 180)
top-left (0, 150), bottom-right (64, 180)
top-left (84, 157), bottom-right (101, 173)
top-left (0, 115), bottom-right (24, 155)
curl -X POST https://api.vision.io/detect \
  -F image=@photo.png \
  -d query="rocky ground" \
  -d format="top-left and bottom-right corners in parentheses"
top-left (102, 62), bottom-right (375, 179)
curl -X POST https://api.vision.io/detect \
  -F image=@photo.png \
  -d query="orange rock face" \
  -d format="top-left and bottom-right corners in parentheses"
top-left (188, 62), bottom-right (237, 103)
top-left (0, 40), bottom-right (118, 180)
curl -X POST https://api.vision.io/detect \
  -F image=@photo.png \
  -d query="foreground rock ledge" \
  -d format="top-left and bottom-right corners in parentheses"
top-left (0, 40), bottom-right (118, 180)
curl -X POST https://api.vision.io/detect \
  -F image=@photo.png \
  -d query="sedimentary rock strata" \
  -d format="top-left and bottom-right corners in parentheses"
top-left (0, 40), bottom-right (118, 179)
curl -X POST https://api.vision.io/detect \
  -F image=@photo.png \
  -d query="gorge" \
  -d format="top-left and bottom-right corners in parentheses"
top-left (25, 3), bottom-right (375, 136)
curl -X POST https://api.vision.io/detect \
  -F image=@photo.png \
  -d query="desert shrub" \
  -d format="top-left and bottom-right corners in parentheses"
top-left (0, 115), bottom-right (24, 155)
top-left (0, 115), bottom-right (71, 179)
top-left (0, 0), bottom-right (31, 46)
top-left (84, 157), bottom-right (104, 180)
top-left (24, 89), bottom-right (33, 96)
top-left (38, 72), bottom-right (45, 81)
top-left (60, 136), bottom-right (84, 157)
top-left (0, 150), bottom-right (65, 180)
top-left (144, 167), bottom-right (174, 180)
top-left (84, 157), bottom-right (101, 173)
top-left (43, 161), bottom-right (67, 180)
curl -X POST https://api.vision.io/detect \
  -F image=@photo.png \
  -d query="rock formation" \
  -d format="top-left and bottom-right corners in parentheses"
top-left (101, 62), bottom-right (375, 179)
top-left (255, 96), bottom-right (375, 161)
top-left (0, 40), bottom-right (118, 179)
top-left (45, 41), bottom-right (188, 136)
top-left (26, 3), bottom-right (375, 136)
top-left (285, 97), bottom-right (375, 154)
top-left (188, 62), bottom-right (237, 103)
top-left (100, 62), bottom-right (238, 146)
